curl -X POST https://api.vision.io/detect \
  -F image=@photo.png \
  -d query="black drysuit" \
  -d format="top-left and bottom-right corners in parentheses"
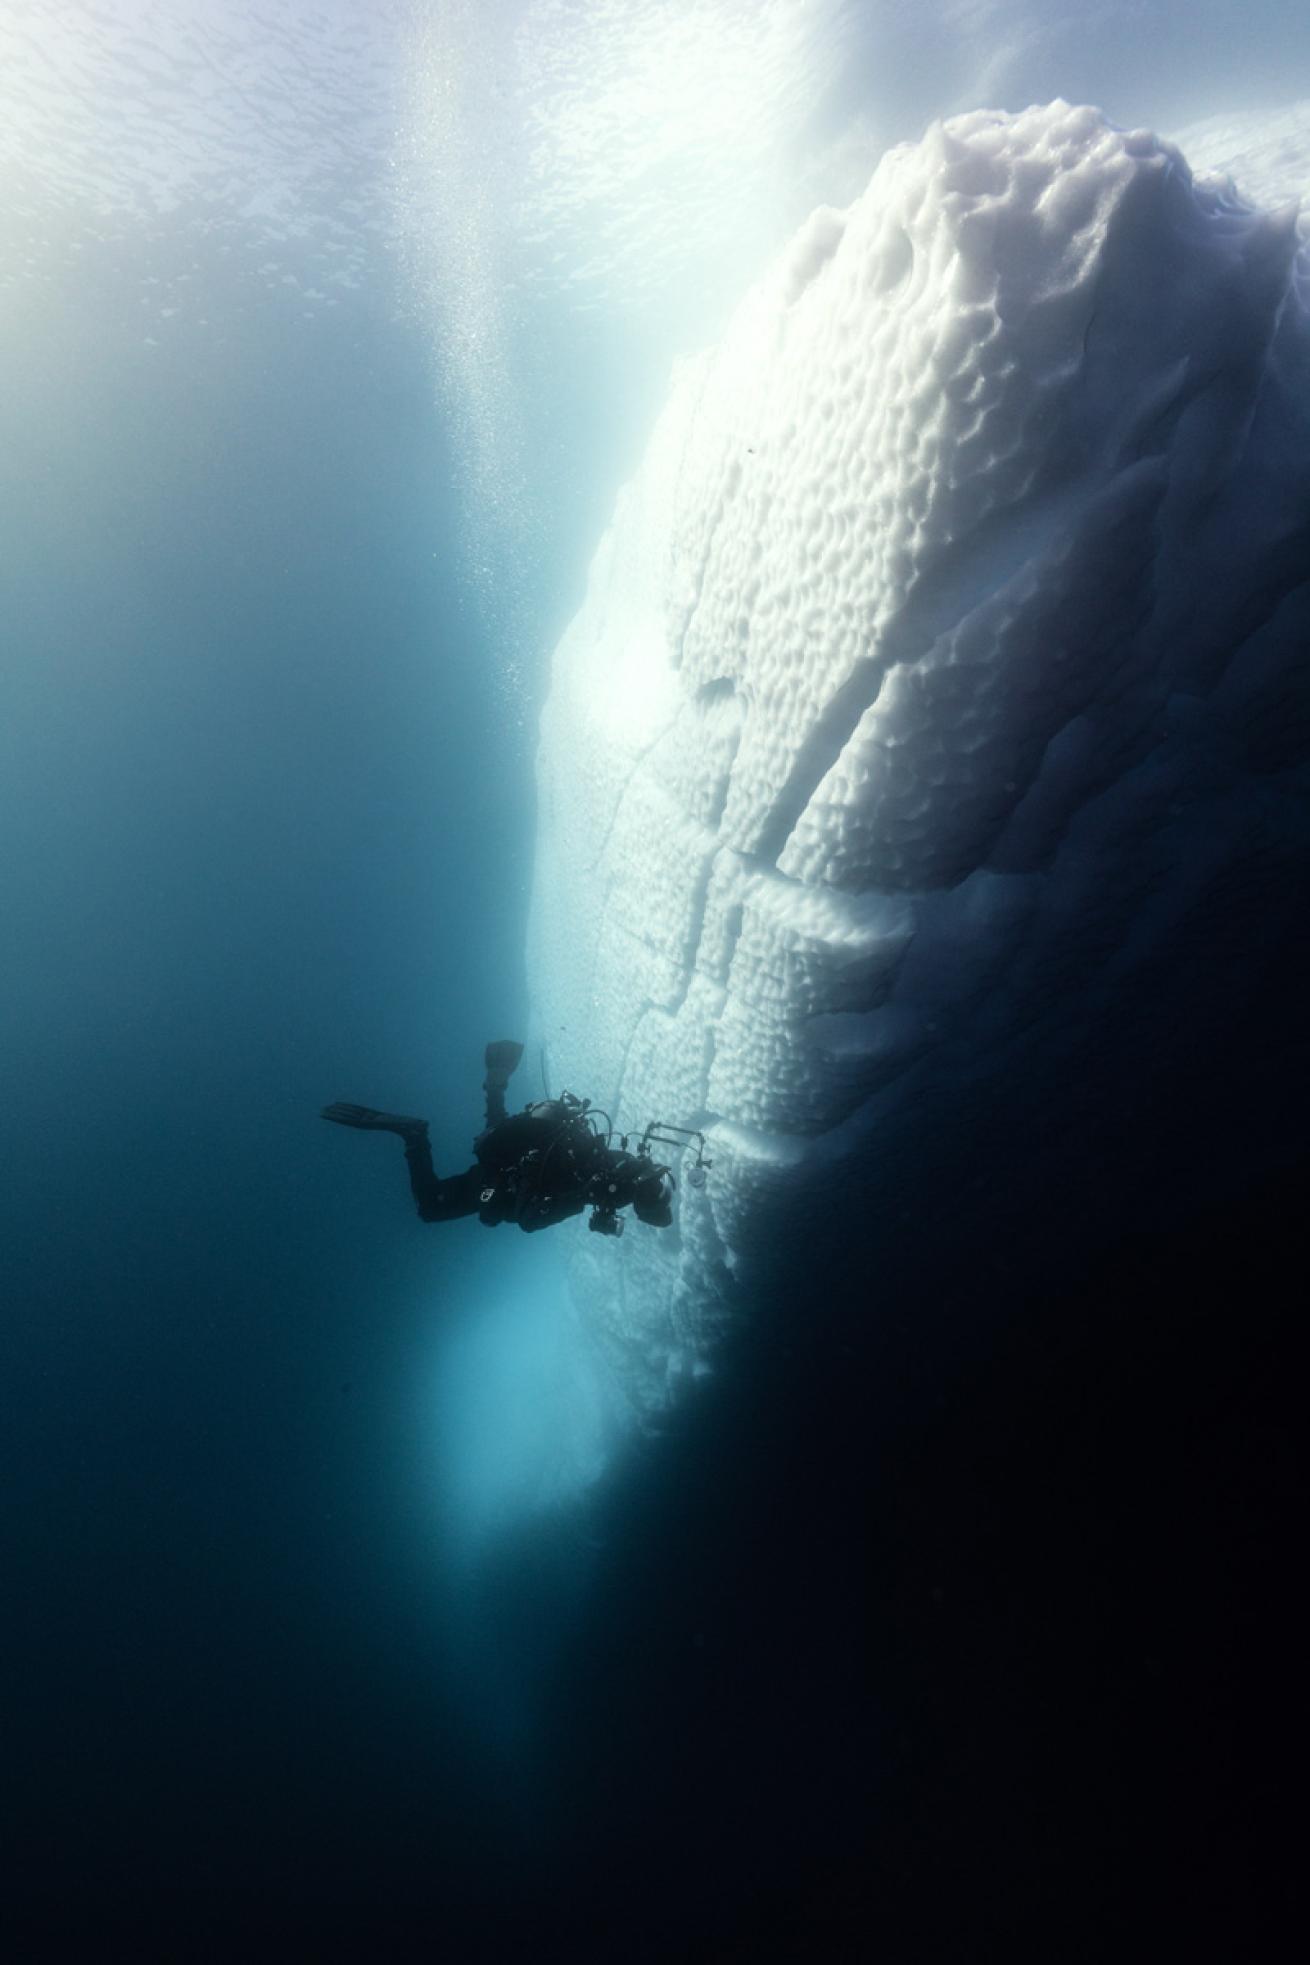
top-left (403, 1095), bottom-right (673, 1233)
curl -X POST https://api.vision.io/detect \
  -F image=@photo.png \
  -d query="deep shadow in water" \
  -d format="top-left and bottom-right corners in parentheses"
top-left (472, 832), bottom-right (1310, 1958)
top-left (522, 1188), bottom-right (1303, 1955)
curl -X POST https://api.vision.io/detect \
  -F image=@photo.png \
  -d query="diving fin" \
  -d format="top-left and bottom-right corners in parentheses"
top-left (483, 1039), bottom-right (525, 1091)
top-left (321, 1103), bottom-right (429, 1143)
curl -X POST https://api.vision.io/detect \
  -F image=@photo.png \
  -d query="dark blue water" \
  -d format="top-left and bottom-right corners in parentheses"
top-left (0, 241), bottom-right (572, 1930)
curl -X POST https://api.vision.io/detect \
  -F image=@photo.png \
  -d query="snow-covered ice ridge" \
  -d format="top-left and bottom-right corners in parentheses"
top-left (531, 101), bottom-right (1310, 1417)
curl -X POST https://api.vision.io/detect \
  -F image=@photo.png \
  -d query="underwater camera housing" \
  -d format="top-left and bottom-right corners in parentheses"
top-left (589, 1207), bottom-right (625, 1238)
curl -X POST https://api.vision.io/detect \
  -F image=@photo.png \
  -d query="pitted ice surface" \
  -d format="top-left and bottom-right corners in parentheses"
top-left (530, 101), bottom-right (1310, 1428)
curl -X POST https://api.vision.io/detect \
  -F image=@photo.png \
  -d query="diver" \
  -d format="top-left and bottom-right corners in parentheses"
top-left (321, 1040), bottom-right (676, 1236)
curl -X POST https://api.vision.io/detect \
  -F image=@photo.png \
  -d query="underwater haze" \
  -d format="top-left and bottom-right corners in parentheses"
top-left (2, 3), bottom-right (1307, 1955)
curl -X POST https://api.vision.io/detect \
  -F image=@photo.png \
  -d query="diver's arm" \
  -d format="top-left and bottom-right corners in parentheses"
top-left (516, 1188), bottom-right (588, 1233)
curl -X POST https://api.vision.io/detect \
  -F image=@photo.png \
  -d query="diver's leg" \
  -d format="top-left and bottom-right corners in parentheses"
top-left (321, 1103), bottom-right (478, 1222)
top-left (402, 1131), bottom-right (481, 1223)
top-left (482, 1040), bottom-right (524, 1128)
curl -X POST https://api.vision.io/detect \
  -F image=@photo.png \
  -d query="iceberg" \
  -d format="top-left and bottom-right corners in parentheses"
top-left (531, 102), bottom-right (1310, 1422)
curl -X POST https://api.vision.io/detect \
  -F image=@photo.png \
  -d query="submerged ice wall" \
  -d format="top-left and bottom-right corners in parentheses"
top-left (531, 101), bottom-right (1310, 1420)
